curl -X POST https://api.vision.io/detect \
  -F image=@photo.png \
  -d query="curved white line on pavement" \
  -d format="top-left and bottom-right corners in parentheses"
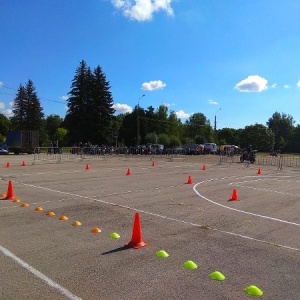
top-left (193, 181), bottom-right (300, 227)
top-left (0, 246), bottom-right (82, 300)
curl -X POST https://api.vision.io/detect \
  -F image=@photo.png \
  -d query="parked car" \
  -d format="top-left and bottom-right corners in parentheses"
top-left (0, 143), bottom-right (9, 155)
top-left (204, 143), bottom-right (218, 154)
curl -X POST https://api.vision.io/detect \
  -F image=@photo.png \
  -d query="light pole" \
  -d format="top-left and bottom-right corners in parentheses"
top-left (214, 107), bottom-right (222, 143)
top-left (137, 94), bottom-right (145, 146)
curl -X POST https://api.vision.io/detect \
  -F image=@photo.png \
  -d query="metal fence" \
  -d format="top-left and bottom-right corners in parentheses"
top-left (218, 152), bottom-right (300, 169)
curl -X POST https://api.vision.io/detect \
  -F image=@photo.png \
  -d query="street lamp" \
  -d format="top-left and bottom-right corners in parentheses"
top-left (214, 107), bottom-right (222, 142)
top-left (137, 94), bottom-right (145, 146)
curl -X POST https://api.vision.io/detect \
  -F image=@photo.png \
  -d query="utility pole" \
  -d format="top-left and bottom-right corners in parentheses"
top-left (137, 94), bottom-right (145, 146)
top-left (214, 108), bottom-right (222, 143)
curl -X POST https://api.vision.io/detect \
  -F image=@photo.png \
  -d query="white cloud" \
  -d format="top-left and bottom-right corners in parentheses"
top-left (284, 84), bottom-right (291, 89)
top-left (162, 102), bottom-right (175, 107)
top-left (142, 80), bottom-right (166, 91)
top-left (270, 83), bottom-right (277, 89)
top-left (3, 109), bottom-right (13, 116)
top-left (175, 110), bottom-right (190, 119)
top-left (234, 75), bottom-right (268, 92)
top-left (111, 0), bottom-right (174, 21)
top-left (297, 81), bottom-right (300, 87)
top-left (61, 96), bottom-right (69, 101)
top-left (0, 81), bottom-right (4, 87)
top-left (113, 103), bottom-right (133, 114)
top-left (208, 99), bottom-right (218, 105)
top-left (0, 102), bottom-right (5, 109)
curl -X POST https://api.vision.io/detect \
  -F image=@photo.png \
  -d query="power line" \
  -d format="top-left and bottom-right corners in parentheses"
top-left (0, 84), bottom-right (67, 104)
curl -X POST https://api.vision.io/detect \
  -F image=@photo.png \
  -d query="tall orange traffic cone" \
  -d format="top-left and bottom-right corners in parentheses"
top-left (257, 168), bottom-right (261, 175)
top-left (5, 180), bottom-right (16, 200)
top-left (202, 164), bottom-right (206, 171)
top-left (229, 188), bottom-right (239, 201)
top-left (125, 212), bottom-right (148, 249)
top-left (85, 164), bottom-right (90, 170)
top-left (152, 161), bottom-right (155, 166)
top-left (6, 162), bottom-right (10, 168)
top-left (126, 168), bottom-right (131, 176)
top-left (187, 175), bottom-right (193, 184)
top-left (21, 161), bottom-right (26, 167)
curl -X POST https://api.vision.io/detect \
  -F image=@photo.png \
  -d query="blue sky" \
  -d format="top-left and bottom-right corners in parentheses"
top-left (1, 0), bottom-right (300, 129)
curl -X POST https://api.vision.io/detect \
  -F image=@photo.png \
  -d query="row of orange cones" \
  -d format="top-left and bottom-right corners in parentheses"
top-left (4, 161), bottom-right (27, 168)
top-left (1, 181), bottom-right (146, 249)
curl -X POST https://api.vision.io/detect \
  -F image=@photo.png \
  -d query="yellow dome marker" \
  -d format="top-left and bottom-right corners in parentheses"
top-left (46, 211), bottom-right (55, 216)
top-left (183, 260), bottom-right (198, 269)
top-left (20, 203), bottom-right (29, 207)
top-left (72, 221), bottom-right (82, 226)
top-left (59, 215), bottom-right (68, 221)
top-left (91, 227), bottom-right (101, 233)
top-left (245, 285), bottom-right (263, 296)
top-left (13, 198), bottom-right (20, 203)
top-left (35, 206), bottom-right (43, 211)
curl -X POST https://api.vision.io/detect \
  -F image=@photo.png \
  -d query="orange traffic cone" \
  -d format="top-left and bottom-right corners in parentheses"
top-left (152, 161), bottom-right (155, 166)
top-left (187, 175), bottom-right (193, 184)
top-left (125, 212), bottom-right (148, 249)
top-left (5, 180), bottom-right (16, 200)
top-left (85, 164), bottom-right (90, 170)
top-left (229, 188), bottom-right (239, 201)
top-left (6, 162), bottom-right (10, 168)
top-left (202, 164), bottom-right (206, 171)
top-left (257, 168), bottom-right (261, 175)
top-left (126, 168), bottom-right (131, 176)
top-left (21, 161), bottom-right (26, 167)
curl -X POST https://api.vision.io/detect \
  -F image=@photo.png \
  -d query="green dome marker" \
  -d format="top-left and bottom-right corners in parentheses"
top-left (245, 285), bottom-right (263, 296)
top-left (183, 260), bottom-right (198, 269)
top-left (209, 271), bottom-right (226, 281)
top-left (109, 232), bottom-right (120, 239)
top-left (155, 250), bottom-right (169, 258)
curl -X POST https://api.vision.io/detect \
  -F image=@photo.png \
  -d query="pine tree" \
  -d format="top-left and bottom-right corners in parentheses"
top-left (65, 60), bottom-right (115, 145)
top-left (11, 80), bottom-right (44, 130)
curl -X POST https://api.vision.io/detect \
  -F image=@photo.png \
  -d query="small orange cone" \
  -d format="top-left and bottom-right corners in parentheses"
top-left (257, 168), bottom-right (261, 175)
top-left (229, 188), bottom-right (239, 201)
top-left (21, 161), bottom-right (26, 167)
top-left (20, 203), bottom-right (29, 207)
top-left (202, 164), bottom-right (206, 171)
top-left (91, 227), bottom-right (101, 233)
top-left (125, 212), bottom-right (148, 249)
top-left (187, 175), bottom-right (193, 184)
top-left (85, 164), bottom-right (90, 170)
top-left (126, 168), bottom-right (131, 176)
top-left (152, 161), bottom-right (155, 166)
top-left (6, 162), bottom-right (10, 168)
top-left (5, 180), bottom-right (16, 200)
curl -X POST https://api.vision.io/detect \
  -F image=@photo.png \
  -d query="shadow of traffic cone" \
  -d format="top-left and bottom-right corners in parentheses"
top-left (21, 161), bottom-right (26, 167)
top-left (126, 168), bottom-right (131, 176)
top-left (187, 175), bottom-right (193, 184)
top-left (229, 188), bottom-right (239, 201)
top-left (125, 212), bottom-right (148, 249)
top-left (85, 164), bottom-right (90, 170)
top-left (202, 164), bottom-right (206, 171)
top-left (5, 180), bottom-right (16, 200)
top-left (152, 161), bottom-right (155, 166)
top-left (6, 162), bottom-right (10, 168)
top-left (257, 168), bottom-right (261, 175)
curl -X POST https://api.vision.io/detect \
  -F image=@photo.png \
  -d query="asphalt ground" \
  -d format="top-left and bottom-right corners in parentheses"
top-left (0, 154), bottom-right (299, 300)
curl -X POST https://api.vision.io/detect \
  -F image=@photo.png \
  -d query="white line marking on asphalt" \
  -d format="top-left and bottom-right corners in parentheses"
top-left (193, 181), bottom-right (300, 227)
top-left (0, 245), bottom-right (82, 300)
top-left (10, 180), bottom-right (300, 252)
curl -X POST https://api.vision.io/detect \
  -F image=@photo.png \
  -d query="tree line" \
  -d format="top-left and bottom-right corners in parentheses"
top-left (0, 60), bottom-right (299, 153)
